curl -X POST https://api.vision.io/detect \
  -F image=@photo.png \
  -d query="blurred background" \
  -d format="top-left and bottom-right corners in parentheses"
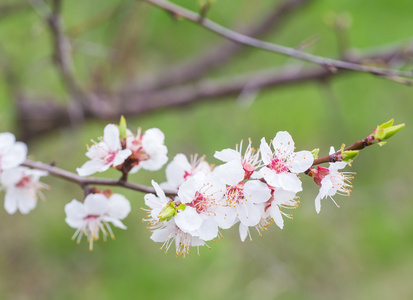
top-left (0, 0), bottom-right (413, 299)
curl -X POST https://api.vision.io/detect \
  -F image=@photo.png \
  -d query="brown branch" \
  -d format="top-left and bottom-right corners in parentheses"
top-left (21, 159), bottom-right (176, 196)
top-left (16, 42), bottom-right (413, 141)
top-left (134, 0), bottom-right (313, 92)
top-left (142, 0), bottom-right (413, 80)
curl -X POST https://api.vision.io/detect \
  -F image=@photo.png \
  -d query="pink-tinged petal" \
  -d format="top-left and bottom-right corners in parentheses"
top-left (237, 201), bottom-right (261, 226)
top-left (239, 223), bottom-right (248, 242)
top-left (76, 159), bottom-right (109, 176)
top-left (0, 132), bottom-right (15, 153)
top-left (150, 223), bottom-right (175, 242)
top-left (85, 143), bottom-right (106, 159)
top-left (197, 219), bottom-right (219, 241)
top-left (2, 142), bottom-right (27, 170)
top-left (65, 199), bottom-right (87, 228)
top-left (84, 193), bottom-right (109, 215)
top-left (4, 188), bottom-right (18, 214)
top-left (213, 206), bottom-right (237, 229)
top-left (268, 204), bottom-right (284, 229)
top-left (129, 165), bottom-right (141, 174)
top-left (107, 193), bottom-right (131, 220)
top-left (272, 131), bottom-right (294, 157)
top-left (103, 124), bottom-right (121, 151)
top-left (278, 172), bottom-right (302, 193)
top-left (140, 147), bottom-right (168, 171)
top-left (113, 149), bottom-right (132, 166)
top-left (174, 207), bottom-right (203, 232)
top-left (259, 138), bottom-right (272, 165)
top-left (214, 149), bottom-right (241, 163)
top-left (290, 150), bottom-right (313, 173)
top-left (164, 159), bottom-right (187, 189)
top-left (243, 180), bottom-right (271, 204)
top-left (213, 160), bottom-right (244, 186)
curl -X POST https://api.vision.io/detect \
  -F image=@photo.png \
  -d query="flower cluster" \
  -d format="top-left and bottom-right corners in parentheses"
top-left (143, 132), bottom-right (354, 256)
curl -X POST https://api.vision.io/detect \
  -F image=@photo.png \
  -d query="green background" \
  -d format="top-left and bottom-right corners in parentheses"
top-left (0, 0), bottom-right (412, 299)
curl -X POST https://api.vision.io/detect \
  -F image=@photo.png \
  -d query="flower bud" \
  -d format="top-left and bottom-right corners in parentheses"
top-left (373, 119), bottom-right (405, 143)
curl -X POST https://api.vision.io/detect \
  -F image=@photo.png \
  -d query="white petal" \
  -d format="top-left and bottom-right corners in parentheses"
top-left (213, 160), bottom-right (244, 185)
top-left (1, 167), bottom-right (24, 187)
top-left (278, 172), bottom-right (302, 193)
top-left (150, 224), bottom-right (175, 242)
top-left (213, 206), bottom-right (237, 229)
top-left (142, 128), bottom-right (165, 145)
top-left (214, 149), bottom-right (241, 163)
top-left (197, 219), bottom-right (219, 241)
top-left (17, 191), bottom-right (37, 214)
top-left (237, 201), bottom-right (261, 226)
top-left (76, 159), bottom-right (109, 176)
top-left (174, 207), bottom-right (203, 232)
top-left (105, 216), bottom-right (127, 229)
top-left (239, 223), bottom-right (248, 242)
top-left (259, 138), bottom-right (272, 165)
top-left (315, 194), bottom-right (322, 214)
top-left (112, 149), bottom-right (132, 166)
top-left (65, 199), bottom-right (87, 228)
top-left (268, 204), bottom-right (284, 229)
top-left (1, 142), bottom-right (27, 170)
top-left (0, 132), bottom-right (15, 153)
top-left (107, 193), bottom-right (131, 220)
top-left (272, 131), bottom-right (294, 157)
top-left (84, 193), bottom-right (109, 215)
top-left (290, 150), bottom-right (313, 173)
top-left (103, 124), bottom-right (121, 151)
top-left (177, 173), bottom-right (205, 203)
top-left (4, 188), bottom-right (18, 214)
top-left (273, 187), bottom-right (296, 205)
top-left (261, 167), bottom-right (279, 187)
top-left (243, 180), bottom-right (271, 204)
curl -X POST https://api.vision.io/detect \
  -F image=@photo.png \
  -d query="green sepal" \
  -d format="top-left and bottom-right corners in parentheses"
top-left (311, 148), bottom-right (320, 159)
top-left (119, 115), bottom-right (127, 140)
top-left (342, 150), bottom-right (359, 166)
top-left (378, 119), bottom-right (394, 129)
top-left (176, 204), bottom-right (186, 212)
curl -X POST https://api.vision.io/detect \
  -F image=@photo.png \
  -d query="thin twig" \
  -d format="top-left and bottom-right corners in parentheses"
top-left (142, 0), bottom-right (413, 80)
top-left (21, 160), bottom-right (176, 196)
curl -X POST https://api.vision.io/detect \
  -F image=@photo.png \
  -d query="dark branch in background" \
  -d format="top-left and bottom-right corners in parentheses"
top-left (17, 42), bottom-right (413, 141)
top-left (142, 0), bottom-right (413, 79)
top-left (134, 0), bottom-right (313, 92)
top-left (0, 2), bottom-right (30, 21)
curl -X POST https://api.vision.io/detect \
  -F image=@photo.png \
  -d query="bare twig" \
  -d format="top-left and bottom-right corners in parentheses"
top-left (142, 0), bottom-right (413, 80)
top-left (21, 160), bottom-right (176, 196)
top-left (135, 0), bottom-right (313, 92)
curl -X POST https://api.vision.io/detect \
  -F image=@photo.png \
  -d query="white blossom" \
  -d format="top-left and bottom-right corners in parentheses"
top-left (160, 153), bottom-right (211, 191)
top-left (258, 131), bottom-right (313, 193)
top-left (65, 192), bottom-right (131, 250)
top-left (1, 167), bottom-right (47, 214)
top-left (126, 128), bottom-right (168, 173)
top-left (315, 147), bottom-right (353, 213)
top-left (77, 124), bottom-right (131, 176)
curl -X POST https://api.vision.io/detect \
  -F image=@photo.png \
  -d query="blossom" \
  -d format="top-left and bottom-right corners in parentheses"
top-left (77, 124), bottom-right (132, 176)
top-left (160, 153), bottom-right (211, 191)
top-left (258, 131), bottom-right (313, 193)
top-left (0, 132), bottom-right (27, 171)
top-left (65, 192), bottom-right (131, 250)
top-left (126, 128), bottom-right (168, 173)
top-left (1, 167), bottom-right (47, 214)
top-left (213, 159), bottom-right (271, 228)
top-left (175, 173), bottom-right (225, 241)
top-left (314, 147), bottom-right (353, 213)
top-left (144, 180), bottom-right (213, 256)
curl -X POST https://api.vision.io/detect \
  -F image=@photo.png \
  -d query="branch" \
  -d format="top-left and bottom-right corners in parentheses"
top-left (21, 159), bottom-right (176, 196)
top-left (16, 41), bottom-right (413, 141)
top-left (142, 0), bottom-right (413, 80)
top-left (134, 0), bottom-right (313, 92)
